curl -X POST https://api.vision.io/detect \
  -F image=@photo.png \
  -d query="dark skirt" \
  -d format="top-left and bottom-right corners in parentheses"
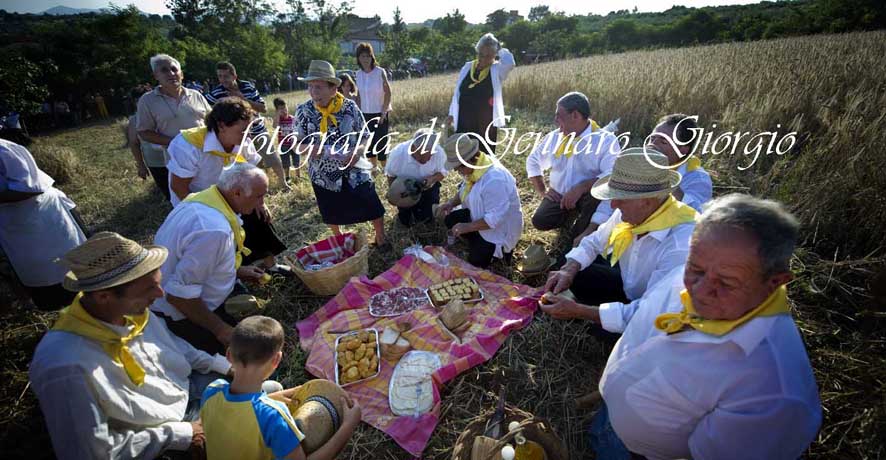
top-left (363, 113), bottom-right (390, 161)
top-left (312, 179), bottom-right (385, 225)
top-left (241, 211), bottom-right (287, 265)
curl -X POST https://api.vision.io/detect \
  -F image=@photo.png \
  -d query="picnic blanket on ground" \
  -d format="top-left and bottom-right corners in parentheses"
top-left (296, 246), bottom-right (541, 456)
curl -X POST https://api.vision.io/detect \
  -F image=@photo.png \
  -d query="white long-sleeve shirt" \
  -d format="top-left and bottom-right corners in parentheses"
top-left (565, 208), bottom-right (694, 332)
top-left (600, 267), bottom-right (822, 460)
top-left (525, 125), bottom-right (620, 195)
top-left (460, 163), bottom-right (523, 257)
top-left (676, 162), bottom-right (713, 212)
top-left (166, 130), bottom-right (260, 206)
top-left (151, 201), bottom-right (238, 320)
top-left (448, 48), bottom-right (515, 129)
top-left (29, 311), bottom-right (231, 460)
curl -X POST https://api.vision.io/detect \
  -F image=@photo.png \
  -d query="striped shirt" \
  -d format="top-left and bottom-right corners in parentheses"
top-left (204, 80), bottom-right (267, 136)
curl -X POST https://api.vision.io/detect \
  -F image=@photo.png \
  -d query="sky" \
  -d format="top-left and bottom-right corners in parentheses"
top-left (4, 0), bottom-right (761, 23)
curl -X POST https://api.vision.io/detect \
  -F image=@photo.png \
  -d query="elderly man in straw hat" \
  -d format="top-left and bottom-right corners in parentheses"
top-left (542, 148), bottom-right (696, 336)
top-left (437, 133), bottom-right (523, 268)
top-left (29, 232), bottom-right (233, 460)
top-left (384, 128), bottom-right (448, 227)
top-left (525, 91), bottom-right (620, 241)
top-left (151, 163), bottom-right (270, 355)
top-left (589, 194), bottom-right (821, 459)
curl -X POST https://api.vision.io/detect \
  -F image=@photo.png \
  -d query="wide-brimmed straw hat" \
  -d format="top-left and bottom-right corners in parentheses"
top-left (58, 232), bottom-right (167, 292)
top-left (442, 133), bottom-right (481, 170)
top-left (288, 379), bottom-right (348, 454)
top-left (516, 244), bottom-right (556, 275)
top-left (590, 147), bottom-right (682, 200)
top-left (297, 60), bottom-right (342, 86)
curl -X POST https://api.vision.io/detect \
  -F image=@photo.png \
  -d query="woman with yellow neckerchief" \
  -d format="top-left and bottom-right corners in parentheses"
top-left (445, 33), bottom-right (515, 154)
top-left (437, 133), bottom-right (523, 268)
top-left (295, 60), bottom-right (387, 248)
top-left (542, 148), bottom-right (696, 344)
top-left (584, 194), bottom-right (821, 460)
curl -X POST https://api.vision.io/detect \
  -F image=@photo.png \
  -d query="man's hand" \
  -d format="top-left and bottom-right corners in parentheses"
top-left (215, 325), bottom-right (234, 347)
top-left (544, 263), bottom-right (579, 294)
top-left (451, 222), bottom-right (472, 237)
top-left (539, 295), bottom-right (599, 322)
top-left (188, 420), bottom-right (206, 459)
top-left (572, 223), bottom-right (599, 248)
top-left (544, 189), bottom-right (563, 203)
top-left (560, 187), bottom-right (584, 210)
top-left (444, 115), bottom-right (454, 128)
top-left (341, 395), bottom-right (362, 427)
top-left (438, 202), bottom-right (455, 217)
top-left (237, 265), bottom-right (266, 281)
top-left (257, 204), bottom-right (272, 223)
top-left (137, 165), bottom-right (149, 180)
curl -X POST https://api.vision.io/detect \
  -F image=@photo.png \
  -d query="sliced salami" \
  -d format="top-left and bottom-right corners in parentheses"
top-left (369, 287), bottom-right (429, 317)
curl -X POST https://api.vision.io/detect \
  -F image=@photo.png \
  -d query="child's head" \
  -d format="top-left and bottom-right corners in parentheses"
top-left (273, 97), bottom-right (288, 115)
top-left (228, 316), bottom-right (284, 377)
top-left (338, 74), bottom-right (357, 96)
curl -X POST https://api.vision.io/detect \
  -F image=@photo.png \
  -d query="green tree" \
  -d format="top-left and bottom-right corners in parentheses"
top-left (434, 9), bottom-right (468, 36)
top-left (499, 20), bottom-right (537, 61)
top-left (528, 5), bottom-right (550, 22)
top-left (381, 7), bottom-right (413, 69)
top-left (0, 55), bottom-right (52, 115)
top-left (486, 9), bottom-right (510, 31)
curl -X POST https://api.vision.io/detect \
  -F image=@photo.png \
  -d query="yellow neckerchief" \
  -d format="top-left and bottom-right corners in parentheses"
top-left (183, 185), bottom-right (251, 269)
top-left (554, 119), bottom-right (602, 158)
top-left (315, 92), bottom-right (344, 133)
top-left (458, 152), bottom-right (493, 202)
top-left (605, 195), bottom-right (697, 266)
top-left (181, 126), bottom-right (246, 167)
top-left (467, 60), bottom-right (491, 89)
top-left (52, 293), bottom-right (149, 386)
top-left (655, 285), bottom-right (790, 336)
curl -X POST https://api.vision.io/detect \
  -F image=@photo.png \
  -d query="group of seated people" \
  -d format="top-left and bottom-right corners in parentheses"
top-left (3, 52), bottom-right (821, 460)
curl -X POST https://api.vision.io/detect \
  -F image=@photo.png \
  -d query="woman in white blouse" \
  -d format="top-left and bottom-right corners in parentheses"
top-left (437, 133), bottom-right (522, 268)
top-left (445, 33), bottom-right (515, 154)
top-left (355, 42), bottom-right (392, 169)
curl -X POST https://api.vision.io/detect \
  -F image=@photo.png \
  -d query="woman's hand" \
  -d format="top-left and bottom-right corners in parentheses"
top-left (237, 265), bottom-right (266, 281)
top-left (257, 204), bottom-right (272, 223)
top-left (451, 222), bottom-right (472, 237)
top-left (136, 164), bottom-right (149, 180)
top-left (437, 201), bottom-right (456, 217)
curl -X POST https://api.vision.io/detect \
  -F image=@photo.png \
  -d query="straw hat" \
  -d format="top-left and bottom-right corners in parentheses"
top-left (590, 147), bottom-right (682, 200)
top-left (516, 244), bottom-right (555, 275)
top-left (58, 232), bottom-right (167, 292)
top-left (297, 60), bottom-right (342, 86)
top-left (410, 128), bottom-right (440, 153)
top-left (386, 176), bottom-right (424, 208)
top-left (442, 133), bottom-right (481, 170)
top-left (288, 379), bottom-right (348, 454)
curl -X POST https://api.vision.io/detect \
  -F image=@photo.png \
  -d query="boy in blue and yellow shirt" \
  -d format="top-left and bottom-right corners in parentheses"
top-left (200, 316), bottom-right (361, 460)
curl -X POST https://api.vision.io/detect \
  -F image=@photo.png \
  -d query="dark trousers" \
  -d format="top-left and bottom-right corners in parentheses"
top-left (25, 283), bottom-right (77, 311)
top-left (148, 166), bottom-right (171, 201)
top-left (397, 183), bottom-right (440, 227)
top-left (241, 211), bottom-right (287, 266)
top-left (363, 113), bottom-right (390, 161)
top-left (531, 193), bottom-right (601, 240)
top-left (156, 306), bottom-right (239, 355)
top-left (444, 208), bottom-right (512, 268)
top-left (572, 255), bottom-right (629, 344)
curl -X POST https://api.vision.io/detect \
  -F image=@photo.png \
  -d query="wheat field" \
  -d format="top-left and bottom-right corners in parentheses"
top-left (1, 31), bottom-right (884, 459)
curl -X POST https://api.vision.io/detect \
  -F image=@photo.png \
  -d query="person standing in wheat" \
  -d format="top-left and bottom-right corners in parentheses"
top-left (446, 33), bottom-right (515, 154)
top-left (355, 42), bottom-right (392, 170)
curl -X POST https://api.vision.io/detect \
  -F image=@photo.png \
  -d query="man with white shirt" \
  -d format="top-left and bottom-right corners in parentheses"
top-left (588, 194), bottom-right (821, 460)
top-left (29, 232), bottom-right (232, 460)
top-left (526, 92), bottom-right (620, 240)
top-left (646, 113), bottom-right (713, 212)
top-left (384, 128), bottom-right (447, 227)
top-left (543, 148), bottom-right (695, 336)
top-left (151, 163), bottom-right (269, 354)
top-left (136, 54), bottom-right (212, 200)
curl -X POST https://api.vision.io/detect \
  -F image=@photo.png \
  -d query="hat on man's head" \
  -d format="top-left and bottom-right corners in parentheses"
top-left (297, 60), bottom-right (342, 86)
top-left (591, 147), bottom-right (682, 201)
top-left (442, 133), bottom-right (481, 170)
top-left (58, 232), bottom-right (167, 292)
top-left (411, 128), bottom-right (440, 152)
top-left (288, 379), bottom-right (348, 454)
top-left (386, 176), bottom-right (424, 208)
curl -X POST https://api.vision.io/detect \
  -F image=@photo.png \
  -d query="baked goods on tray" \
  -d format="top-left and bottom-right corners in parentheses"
top-left (427, 277), bottom-right (482, 307)
top-left (334, 329), bottom-right (380, 386)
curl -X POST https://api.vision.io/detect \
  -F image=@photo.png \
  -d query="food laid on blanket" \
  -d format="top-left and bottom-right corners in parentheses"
top-left (369, 287), bottom-right (429, 317)
top-left (427, 277), bottom-right (482, 307)
top-left (389, 351), bottom-right (442, 416)
top-left (335, 329), bottom-right (380, 386)
top-left (379, 323), bottom-right (412, 361)
top-left (439, 299), bottom-right (469, 331)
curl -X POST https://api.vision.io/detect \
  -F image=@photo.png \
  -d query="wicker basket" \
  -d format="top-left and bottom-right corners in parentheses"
top-left (452, 406), bottom-right (568, 460)
top-left (284, 232), bottom-right (369, 296)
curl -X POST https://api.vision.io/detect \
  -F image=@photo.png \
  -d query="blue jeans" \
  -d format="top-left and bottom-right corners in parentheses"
top-left (589, 403), bottom-right (633, 460)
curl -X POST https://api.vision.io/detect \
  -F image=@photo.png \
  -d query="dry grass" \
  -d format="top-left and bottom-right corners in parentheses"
top-left (1, 31), bottom-right (885, 459)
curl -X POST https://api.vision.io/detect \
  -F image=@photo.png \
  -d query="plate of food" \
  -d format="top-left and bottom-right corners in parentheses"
top-left (388, 351), bottom-right (441, 417)
top-left (369, 287), bottom-right (430, 317)
top-left (334, 329), bottom-right (380, 387)
top-left (426, 277), bottom-right (483, 308)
